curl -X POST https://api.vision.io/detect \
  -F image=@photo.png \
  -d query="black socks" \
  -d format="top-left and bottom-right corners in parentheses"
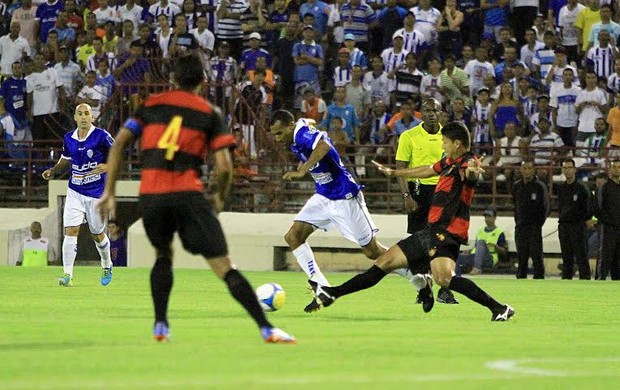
top-left (224, 269), bottom-right (272, 329)
top-left (151, 257), bottom-right (174, 324)
top-left (448, 276), bottom-right (503, 312)
top-left (331, 265), bottom-right (388, 298)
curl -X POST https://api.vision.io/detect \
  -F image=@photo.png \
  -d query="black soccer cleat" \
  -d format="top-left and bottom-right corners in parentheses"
top-left (304, 298), bottom-right (321, 313)
top-left (418, 284), bottom-right (434, 313)
top-left (436, 287), bottom-right (459, 304)
top-left (491, 305), bottom-right (515, 322)
top-left (308, 280), bottom-right (336, 308)
top-left (414, 293), bottom-right (422, 304)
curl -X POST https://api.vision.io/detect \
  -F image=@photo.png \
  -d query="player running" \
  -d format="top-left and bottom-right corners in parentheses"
top-left (42, 104), bottom-right (114, 287)
top-left (98, 53), bottom-right (295, 344)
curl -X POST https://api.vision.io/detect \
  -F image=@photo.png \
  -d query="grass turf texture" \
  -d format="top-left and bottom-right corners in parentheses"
top-left (1, 267), bottom-right (619, 389)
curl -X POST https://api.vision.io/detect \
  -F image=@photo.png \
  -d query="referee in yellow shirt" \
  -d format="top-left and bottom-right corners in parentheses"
top-left (395, 98), bottom-right (458, 304)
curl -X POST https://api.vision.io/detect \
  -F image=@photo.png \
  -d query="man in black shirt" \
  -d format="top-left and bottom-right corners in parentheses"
top-left (512, 160), bottom-right (550, 279)
top-left (595, 160), bottom-right (620, 280)
top-left (556, 158), bottom-right (592, 280)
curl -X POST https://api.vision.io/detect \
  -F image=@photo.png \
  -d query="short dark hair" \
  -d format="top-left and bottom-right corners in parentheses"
top-left (442, 121), bottom-right (470, 148)
top-left (270, 109), bottom-right (295, 127)
top-left (172, 53), bottom-right (205, 90)
top-left (561, 158), bottom-right (576, 167)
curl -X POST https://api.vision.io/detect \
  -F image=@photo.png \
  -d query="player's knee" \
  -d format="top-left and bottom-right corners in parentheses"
top-left (433, 273), bottom-right (452, 288)
top-left (284, 230), bottom-right (303, 248)
top-left (361, 241), bottom-right (385, 260)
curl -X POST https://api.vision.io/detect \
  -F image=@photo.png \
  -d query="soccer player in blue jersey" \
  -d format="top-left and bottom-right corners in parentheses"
top-left (42, 104), bottom-right (114, 287)
top-left (270, 110), bottom-right (416, 312)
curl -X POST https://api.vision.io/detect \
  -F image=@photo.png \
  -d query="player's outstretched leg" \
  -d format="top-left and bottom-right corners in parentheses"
top-left (447, 275), bottom-right (514, 321)
top-left (151, 257), bottom-right (174, 342)
top-left (221, 267), bottom-right (296, 344)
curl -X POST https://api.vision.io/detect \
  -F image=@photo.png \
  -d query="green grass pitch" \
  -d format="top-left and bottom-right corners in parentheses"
top-left (1, 267), bottom-right (619, 389)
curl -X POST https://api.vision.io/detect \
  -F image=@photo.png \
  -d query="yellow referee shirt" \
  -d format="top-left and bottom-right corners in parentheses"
top-left (395, 122), bottom-right (443, 185)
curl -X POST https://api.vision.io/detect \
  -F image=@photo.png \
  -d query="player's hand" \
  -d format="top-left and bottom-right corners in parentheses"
top-left (465, 158), bottom-right (485, 176)
top-left (91, 164), bottom-right (108, 174)
top-left (42, 169), bottom-right (54, 180)
top-left (404, 197), bottom-right (418, 212)
top-left (283, 170), bottom-right (306, 180)
top-left (97, 192), bottom-right (116, 221)
top-left (371, 160), bottom-right (393, 177)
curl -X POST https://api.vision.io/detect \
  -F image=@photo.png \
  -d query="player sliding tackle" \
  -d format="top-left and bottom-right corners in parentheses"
top-left (309, 122), bottom-right (515, 321)
top-left (269, 110), bottom-right (420, 313)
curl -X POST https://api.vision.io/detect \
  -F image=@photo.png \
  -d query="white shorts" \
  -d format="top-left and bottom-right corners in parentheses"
top-left (294, 192), bottom-right (378, 246)
top-left (63, 187), bottom-right (106, 234)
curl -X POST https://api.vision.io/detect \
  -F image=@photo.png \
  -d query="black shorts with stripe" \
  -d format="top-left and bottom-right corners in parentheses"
top-left (396, 227), bottom-right (460, 274)
top-left (140, 191), bottom-right (228, 259)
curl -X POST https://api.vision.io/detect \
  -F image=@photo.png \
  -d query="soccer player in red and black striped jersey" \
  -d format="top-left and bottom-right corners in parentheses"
top-left (98, 53), bottom-right (296, 343)
top-left (309, 122), bottom-right (515, 321)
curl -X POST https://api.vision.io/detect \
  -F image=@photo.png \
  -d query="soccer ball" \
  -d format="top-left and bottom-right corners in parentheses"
top-left (256, 283), bottom-right (286, 312)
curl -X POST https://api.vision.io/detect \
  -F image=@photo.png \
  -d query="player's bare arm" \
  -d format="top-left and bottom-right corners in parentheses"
top-left (90, 163), bottom-right (108, 175)
top-left (283, 139), bottom-right (331, 181)
top-left (211, 148), bottom-right (233, 213)
top-left (371, 160), bottom-right (436, 179)
top-left (42, 158), bottom-right (71, 180)
top-left (465, 158), bottom-right (485, 181)
top-left (97, 127), bottom-right (135, 220)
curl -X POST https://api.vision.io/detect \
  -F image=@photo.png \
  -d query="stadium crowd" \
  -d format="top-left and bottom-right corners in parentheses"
top-left (0, 0), bottom-right (619, 188)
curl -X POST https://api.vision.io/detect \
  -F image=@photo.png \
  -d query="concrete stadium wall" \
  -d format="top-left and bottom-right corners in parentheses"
top-left (1, 180), bottom-right (562, 269)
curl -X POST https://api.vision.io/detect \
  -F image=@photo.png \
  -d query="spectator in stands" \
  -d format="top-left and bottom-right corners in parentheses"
top-left (51, 11), bottom-right (76, 47)
top-left (149, 0), bottom-right (181, 26)
top-left (273, 17), bottom-right (298, 110)
top-left (299, 0), bottom-right (330, 37)
top-left (77, 70), bottom-right (105, 122)
top-left (521, 28), bottom-right (544, 72)
top-left (449, 96), bottom-right (471, 127)
top-left (248, 56), bottom-right (276, 108)
top-left (76, 30), bottom-right (96, 69)
top-left (292, 24), bottom-right (323, 109)
top-left (35, 0), bottom-right (63, 43)
top-left (343, 33), bottom-right (368, 70)
top-left (545, 46), bottom-right (578, 95)
top-left (84, 11), bottom-right (105, 39)
top-left (363, 56), bottom-right (391, 105)
top-left (63, 0), bottom-right (83, 32)
top-left (168, 13), bottom-right (199, 59)
top-left (0, 22), bottom-right (29, 80)
top-left (594, 159), bottom-right (620, 280)
top-left (464, 46), bottom-right (495, 98)
top-left (299, 86), bottom-right (326, 122)
top-left (482, 0), bottom-right (509, 44)
top-left (606, 91), bottom-right (620, 159)
top-left (550, 68), bottom-right (581, 147)
top-left (490, 26), bottom-right (513, 63)
top-left (489, 82), bottom-right (521, 139)
top-left (530, 94), bottom-right (554, 136)
top-left (437, 0), bottom-right (464, 61)
top-left (575, 70), bottom-right (608, 147)
top-left (579, 117), bottom-right (610, 173)
top-left (472, 87), bottom-right (493, 155)
top-left (495, 45), bottom-right (525, 84)
top-left (367, 99), bottom-right (390, 146)
top-left (102, 21), bottom-right (119, 54)
top-left (321, 86), bottom-right (360, 143)
top-left (389, 52), bottom-right (423, 107)
top-left (156, 13), bottom-right (174, 60)
top-left (587, 29), bottom-right (617, 79)
top-left (494, 121), bottom-right (522, 191)
top-left (181, 0), bottom-right (201, 30)
top-left (11, 0), bottom-right (37, 56)
top-left (264, 0), bottom-right (289, 48)
top-left (190, 14), bottom-right (215, 68)
top-left (340, 0), bottom-right (376, 53)
top-left (587, 4), bottom-right (620, 49)
top-left (395, 10), bottom-right (427, 59)
top-left (1, 61), bottom-right (28, 133)
top-left (412, 0), bottom-right (441, 51)
top-left (117, 20), bottom-right (138, 57)
top-left (327, 115), bottom-right (349, 160)
top-left (136, 23), bottom-right (164, 80)
top-left (217, 0), bottom-right (247, 60)
top-left (513, 159), bottom-right (550, 279)
top-left (27, 52), bottom-right (65, 141)
top-left (456, 205), bottom-right (508, 275)
top-left (239, 0), bottom-right (268, 51)
top-left (0, 94), bottom-right (27, 160)
top-left (377, 0), bottom-right (407, 49)
top-left (16, 221), bottom-right (54, 266)
top-left (87, 37), bottom-right (116, 73)
top-left (529, 116), bottom-right (565, 182)
top-left (532, 30), bottom-right (558, 82)
top-left (420, 56), bottom-right (444, 104)
top-left (107, 219), bottom-right (127, 268)
top-left (333, 48), bottom-right (351, 87)
top-left (113, 41), bottom-right (151, 114)
top-left (93, 0), bottom-right (120, 26)
top-left (440, 54), bottom-right (470, 106)
top-left (209, 41), bottom-right (238, 109)
top-left (53, 45), bottom-right (82, 105)
top-left (575, 0), bottom-right (601, 56)
top-left (385, 99), bottom-right (420, 145)
top-left (558, 0), bottom-right (585, 65)
top-left (607, 58), bottom-right (620, 94)
top-left (235, 68), bottom-right (267, 159)
top-left (118, 0), bottom-right (143, 38)
top-left (345, 65), bottom-right (370, 119)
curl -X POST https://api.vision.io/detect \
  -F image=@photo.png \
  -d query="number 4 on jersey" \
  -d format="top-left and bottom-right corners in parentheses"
top-left (157, 116), bottom-right (183, 160)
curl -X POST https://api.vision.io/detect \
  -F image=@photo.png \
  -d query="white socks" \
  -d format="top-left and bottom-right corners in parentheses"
top-left (292, 243), bottom-right (330, 286)
top-left (62, 236), bottom-right (78, 276)
top-left (410, 273), bottom-right (430, 291)
top-left (96, 235), bottom-right (112, 269)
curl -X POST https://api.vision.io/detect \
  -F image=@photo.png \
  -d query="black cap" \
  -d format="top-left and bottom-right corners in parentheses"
top-left (483, 206), bottom-right (497, 217)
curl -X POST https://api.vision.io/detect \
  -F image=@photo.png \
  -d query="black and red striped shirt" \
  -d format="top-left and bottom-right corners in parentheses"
top-left (428, 151), bottom-right (477, 244)
top-left (124, 90), bottom-right (235, 195)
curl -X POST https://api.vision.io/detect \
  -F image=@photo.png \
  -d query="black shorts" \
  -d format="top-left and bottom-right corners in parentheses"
top-left (396, 228), bottom-right (460, 274)
top-left (140, 191), bottom-right (228, 259)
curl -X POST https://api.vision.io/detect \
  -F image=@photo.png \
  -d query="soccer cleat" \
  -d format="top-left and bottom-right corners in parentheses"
top-left (308, 280), bottom-right (336, 309)
top-left (436, 287), bottom-right (459, 304)
top-left (418, 275), bottom-right (435, 313)
top-left (58, 273), bottom-right (73, 287)
top-left (304, 298), bottom-right (321, 313)
top-left (261, 327), bottom-right (297, 344)
top-left (153, 321), bottom-right (171, 342)
top-left (491, 305), bottom-right (515, 322)
top-left (101, 265), bottom-right (113, 286)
